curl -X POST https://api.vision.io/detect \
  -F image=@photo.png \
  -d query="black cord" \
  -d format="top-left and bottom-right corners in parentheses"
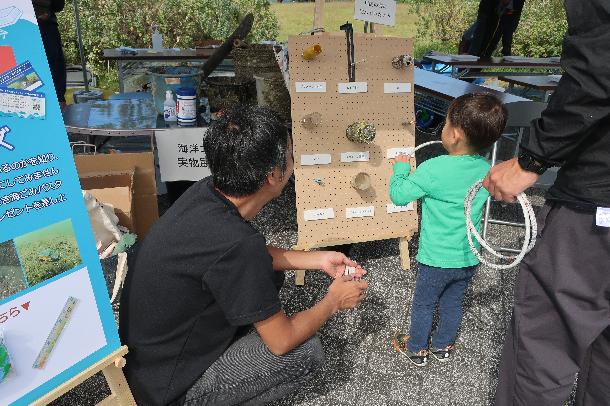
top-left (340, 22), bottom-right (355, 82)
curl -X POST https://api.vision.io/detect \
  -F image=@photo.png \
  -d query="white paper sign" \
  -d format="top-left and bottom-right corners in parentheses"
top-left (596, 207), bottom-right (610, 227)
top-left (155, 127), bottom-right (211, 182)
top-left (338, 82), bottom-right (368, 94)
top-left (304, 208), bottom-right (335, 221)
top-left (346, 206), bottom-right (375, 218)
top-left (295, 82), bottom-right (327, 93)
top-left (387, 202), bottom-right (415, 213)
top-left (354, 0), bottom-right (397, 26)
top-left (341, 151), bottom-right (370, 162)
top-left (384, 83), bottom-right (412, 93)
top-left (387, 147), bottom-right (415, 159)
top-left (301, 154), bottom-right (332, 166)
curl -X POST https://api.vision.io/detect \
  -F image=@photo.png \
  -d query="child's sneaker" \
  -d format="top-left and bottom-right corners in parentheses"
top-left (391, 333), bottom-right (429, 367)
top-left (430, 344), bottom-right (455, 362)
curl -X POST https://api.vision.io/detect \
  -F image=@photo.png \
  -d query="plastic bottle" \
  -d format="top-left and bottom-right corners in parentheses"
top-left (152, 25), bottom-right (164, 50)
top-left (163, 90), bottom-right (177, 122)
top-left (176, 87), bottom-right (197, 125)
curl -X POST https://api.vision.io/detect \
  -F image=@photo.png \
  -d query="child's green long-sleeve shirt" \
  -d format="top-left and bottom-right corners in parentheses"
top-left (389, 155), bottom-right (490, 268)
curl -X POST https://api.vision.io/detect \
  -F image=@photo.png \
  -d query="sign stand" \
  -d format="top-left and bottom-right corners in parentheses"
top-left (31, 346), bottom-right (135, 406)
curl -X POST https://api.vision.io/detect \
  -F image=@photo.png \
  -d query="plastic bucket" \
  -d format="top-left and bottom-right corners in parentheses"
top-left (253, 72), bottom-right (291, 120)
top-left (149, 67), bottom-right (202, 115)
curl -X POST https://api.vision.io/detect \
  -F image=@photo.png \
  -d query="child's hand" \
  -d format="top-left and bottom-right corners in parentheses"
top-left (394, 154), bottom-right (410, 163)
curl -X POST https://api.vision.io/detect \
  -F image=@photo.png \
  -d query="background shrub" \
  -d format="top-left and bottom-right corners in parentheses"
top-left (58, 0), bottom-right (279, 89)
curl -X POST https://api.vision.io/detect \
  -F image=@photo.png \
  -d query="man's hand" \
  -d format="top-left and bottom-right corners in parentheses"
top-left (327, 276), bottom-right (369, 311)
top-left (316, 251), bottom-right (366, 279)
top-left (483, 158), bottom-right (539, 202)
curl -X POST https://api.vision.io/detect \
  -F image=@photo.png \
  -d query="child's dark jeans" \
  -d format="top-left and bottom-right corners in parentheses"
top-left (407, 262), bottom-right (477, 353)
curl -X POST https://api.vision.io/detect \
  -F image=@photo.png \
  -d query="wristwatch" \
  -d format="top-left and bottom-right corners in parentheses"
top-left (517, 152), bottom-right (548, 175)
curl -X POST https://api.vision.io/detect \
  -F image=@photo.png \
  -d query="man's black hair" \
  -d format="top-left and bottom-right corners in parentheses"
top-left (447, 93), bottom-right (508, 151)
top-left (204, 104), bottom-right (290, 197)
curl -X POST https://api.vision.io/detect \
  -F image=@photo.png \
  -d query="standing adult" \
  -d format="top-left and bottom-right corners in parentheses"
top-left (484, 1), bottom-right (610, 404)
top-left (120, 105), bottom-right (369, 405)
top-left (33, 0), bottom-right (67, 108)
top-left (467, 0), bottom-right (525, 57)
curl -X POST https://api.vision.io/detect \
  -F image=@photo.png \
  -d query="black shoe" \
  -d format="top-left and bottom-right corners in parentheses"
top-left (391, 333), bottom-right (428, 367)
top-left (430, 344), bottom-right (455, 362)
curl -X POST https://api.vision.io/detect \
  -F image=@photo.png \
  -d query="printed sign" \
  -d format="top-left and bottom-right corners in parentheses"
top-left (301, 154), bottom-right (332, 166)
top-left (346, 206), bottom-right (375, 218)
top-left (0, 61), bottom-right (44, 92)
top-left (304, 208), bottom-right (335, 221)
top-left (354, 0), bottom-right (397, 27)
top-left (387, 147), bottom-right (415, 159)
top-left (295, 82), bottom-right (327, 93)
top-left (155, 128), bottom-right (211, 182)
top-left (0, 2), bottom-right (120, 404)
top-left (384, 83), bottom-right (412, 94)
top-left (341, 151), bottom-right (369, 163)
top-left (387, 202), bottom-right (415, 213)
top-left (338, 82), bottom-right (368, 94)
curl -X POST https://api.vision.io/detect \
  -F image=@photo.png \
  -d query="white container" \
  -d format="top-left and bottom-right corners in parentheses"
top-left (163, 90), bottom-right (177, 122)
top-left (176, 87), bottom-right (197, 125)
top-left (152, 27), bottom-right (164, 50)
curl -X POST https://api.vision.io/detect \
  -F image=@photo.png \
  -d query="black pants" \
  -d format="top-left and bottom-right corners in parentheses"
top-left (495, 203), bottom-right (610, 405)
top-left (39, 21), bottom-right (66, 103)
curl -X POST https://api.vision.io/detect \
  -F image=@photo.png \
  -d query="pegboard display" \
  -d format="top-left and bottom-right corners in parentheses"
top-left (289, 33), bottom-right (418, 249)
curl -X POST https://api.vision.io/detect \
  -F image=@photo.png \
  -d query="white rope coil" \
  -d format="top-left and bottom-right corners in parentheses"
top-left (465, 181), bottom-right (537, 270)
top-left (408, 140), bottom-right (537, 270)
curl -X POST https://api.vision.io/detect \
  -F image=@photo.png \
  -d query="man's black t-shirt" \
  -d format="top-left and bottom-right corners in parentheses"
top-left (119, 178), bottom-right (284, 405)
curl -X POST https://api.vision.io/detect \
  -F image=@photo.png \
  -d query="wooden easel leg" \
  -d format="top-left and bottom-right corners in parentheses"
top-left (399, 236), bottom-right (411, 271)
top-left (100, 356), bottom-right (136, 405)
top-left (313, 0), bottom-right (325, 30)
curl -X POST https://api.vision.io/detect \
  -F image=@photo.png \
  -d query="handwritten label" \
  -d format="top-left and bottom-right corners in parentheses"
top-left (300, 154), bottom-right (332, 166)
top-left (341, 151), bottom-right (369, 162)
top-left (354, 0), bottom-right (397, 26)
top-left (338, 82), bottom-right (368, 94)
top-left (387, 147), bottom-right (415, 159)
top-left (304, 208), bottom-right (335, 221)
top-left (346, 206), bottom-right (375, 218)
top-left (387, 203), bottom-right (415, 213)
top-left (295, 82), bottom-right (327, 93)
top-left (384, 83), bottom-right (412, 93)
top-left (596, 207), bottom-right (610, 227)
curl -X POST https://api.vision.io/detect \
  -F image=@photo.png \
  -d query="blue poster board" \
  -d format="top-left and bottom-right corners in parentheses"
top-left (0, 2), bottom-right (120, 404)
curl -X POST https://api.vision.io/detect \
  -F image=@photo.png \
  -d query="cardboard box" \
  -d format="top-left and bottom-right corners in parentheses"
top-left (74, 152), bottom-right (159, 237)
top-left (80, 171), bottom-right (135, 232)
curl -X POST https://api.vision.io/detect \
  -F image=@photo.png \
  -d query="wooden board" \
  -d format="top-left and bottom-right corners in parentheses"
top-left (289, 33), bottom-right (418, 251)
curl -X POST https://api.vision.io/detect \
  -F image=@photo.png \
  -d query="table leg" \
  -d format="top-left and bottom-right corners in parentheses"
top-left (544, 90), bottom-right (551, 102)
top-left (451, 66), bottom-right (457, 78)
top-left (117, 61), bottom-right (125, 93)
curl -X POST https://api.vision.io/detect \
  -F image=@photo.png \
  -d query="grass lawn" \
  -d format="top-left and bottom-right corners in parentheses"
top-left (271, 2), bottom-right (420, 42)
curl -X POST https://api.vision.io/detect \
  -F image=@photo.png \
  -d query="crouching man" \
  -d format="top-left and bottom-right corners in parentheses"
top-left (119, 105), bottom-right (369, 405)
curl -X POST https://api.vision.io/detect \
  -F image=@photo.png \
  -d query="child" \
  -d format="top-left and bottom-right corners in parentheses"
top-left (389, 93), bottom-right (508, 366)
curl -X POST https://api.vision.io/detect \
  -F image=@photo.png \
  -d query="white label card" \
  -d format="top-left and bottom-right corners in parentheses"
top-left (387, 147), bottom-right (415, 159)
top-left (384, 83), bottom-right (412, 93)
top-left (341, 151), bottom-right (369, 162)
top-left (387, 203), bottom-right (414, 213)
top-left (295, 82), bottom-right (327, 93)
top-left (346, 206), bottom-right (375, 218)
top-left (596, 207), bottom-right (610, 227)
top-left (300, 154), bottom-right (332, 166)
top-left (354, 0), bottom-right (397, 27)
top-left (304, 208), bottom-right (335, 221)
top-left (338, 82), bottom-right (368, 94)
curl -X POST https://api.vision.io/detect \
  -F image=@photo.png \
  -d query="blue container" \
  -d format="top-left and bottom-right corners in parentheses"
top-left (149, 67), bottom-right (202, 115)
